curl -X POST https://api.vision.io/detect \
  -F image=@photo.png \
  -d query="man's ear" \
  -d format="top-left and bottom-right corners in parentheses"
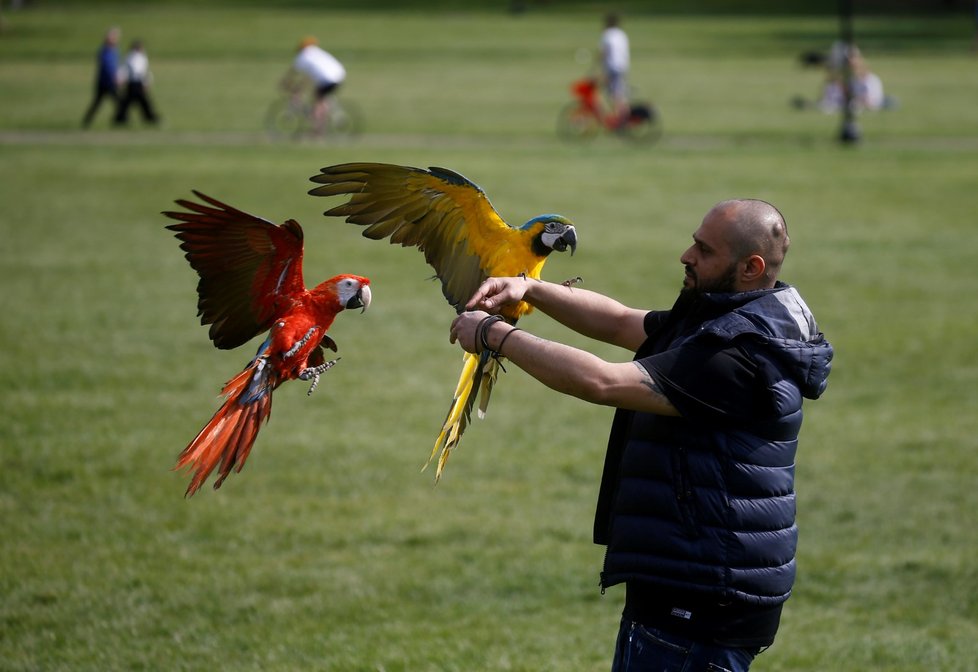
top-left (742, 254), bottom-right (767, 283)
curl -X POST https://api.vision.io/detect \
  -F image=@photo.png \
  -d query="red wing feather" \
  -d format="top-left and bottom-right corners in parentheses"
top-left (164, 191), bottom-right (307, 349)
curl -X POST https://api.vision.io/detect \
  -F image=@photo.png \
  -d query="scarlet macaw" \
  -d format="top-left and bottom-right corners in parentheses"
top-left (308, 163), bottom-right (577, 480)
top-left (164, 191), bottom-right (372, 496)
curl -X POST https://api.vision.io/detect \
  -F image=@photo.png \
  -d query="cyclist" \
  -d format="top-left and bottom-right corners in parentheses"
top-left (599, 13), bottom-right (630, 126)
top-left (281, 37), bottom-right (346, 135)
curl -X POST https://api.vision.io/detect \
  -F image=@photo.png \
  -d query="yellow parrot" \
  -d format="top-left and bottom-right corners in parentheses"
top-left (309, 162), bottom-right (578, 480)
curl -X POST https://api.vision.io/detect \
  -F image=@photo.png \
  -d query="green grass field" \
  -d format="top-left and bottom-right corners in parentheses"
top-left (2, 2), bottom-right (977, 670)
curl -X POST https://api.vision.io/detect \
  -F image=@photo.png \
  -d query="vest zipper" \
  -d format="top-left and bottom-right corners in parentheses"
top-left (675, 446), bottom-right (699, 536)
top-left (600, 544), bottom-right (610, 594)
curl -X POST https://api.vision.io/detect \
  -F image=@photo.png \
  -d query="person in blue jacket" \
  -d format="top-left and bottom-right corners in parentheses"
top-left (450, 198), bottom-right (833, 672)
top-left (82, 27), bottom-right (121, 128)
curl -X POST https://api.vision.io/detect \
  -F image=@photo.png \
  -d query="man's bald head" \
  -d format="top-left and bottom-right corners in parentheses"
top-left (711, 199), bottom-right (790, 285)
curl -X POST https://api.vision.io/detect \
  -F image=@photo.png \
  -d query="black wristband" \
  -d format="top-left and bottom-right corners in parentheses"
top-left (476, 314), bottom-right (505, 353)
top-left (495, 327), bottom-right (521, 356)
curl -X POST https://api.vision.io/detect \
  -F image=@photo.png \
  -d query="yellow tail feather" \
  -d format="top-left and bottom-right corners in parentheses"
top-left (426, 353), bottom-right (479, 478)
top-left (425, 351), bottom-right (506, 481)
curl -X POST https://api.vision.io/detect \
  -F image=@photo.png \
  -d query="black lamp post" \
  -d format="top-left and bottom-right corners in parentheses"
top-left (839, 0), bottom-right (861, 143)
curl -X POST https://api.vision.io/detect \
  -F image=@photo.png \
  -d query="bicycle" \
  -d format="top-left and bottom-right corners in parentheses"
top-left (556, 77), bottom-right (662, 145)
top-left (264, 89), bottom-right (363, 141)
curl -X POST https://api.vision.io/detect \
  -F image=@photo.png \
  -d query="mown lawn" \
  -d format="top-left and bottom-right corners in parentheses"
top-left (1, 3), bottom-right (976, 670)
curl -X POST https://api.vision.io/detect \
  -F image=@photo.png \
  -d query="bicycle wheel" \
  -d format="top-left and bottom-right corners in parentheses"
top-left (556, 102), bottom-right (600, 142)
top-left (620, 102), bottom-right (663, 145)
top-left (327, 98), bottom-right (363, 138)
top-left (264, 98), bottom-right (305, 140)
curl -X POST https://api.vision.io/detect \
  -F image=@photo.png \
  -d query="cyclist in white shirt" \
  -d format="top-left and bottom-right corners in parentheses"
top-left (282, 37), bottom-right (346, 135)
top-left (600, 13), bottom-right (630, 125)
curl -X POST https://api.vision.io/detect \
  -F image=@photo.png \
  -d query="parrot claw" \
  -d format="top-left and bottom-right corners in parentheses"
top-left (561, 276), bottom-right (583, 287)
top-left (300, 357), bottom-right (340, 396)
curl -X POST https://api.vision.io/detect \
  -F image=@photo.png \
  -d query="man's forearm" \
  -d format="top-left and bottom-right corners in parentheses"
top-left (523, 280), bottom-right (648, 350)
top-left (484, 323), bottom-right (678, 416)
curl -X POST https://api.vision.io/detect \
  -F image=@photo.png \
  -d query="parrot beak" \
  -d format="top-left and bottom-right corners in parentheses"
top-left (347, 283), bottom-right (372, 313)
top-left (558, 226), bottom-right (578, 256)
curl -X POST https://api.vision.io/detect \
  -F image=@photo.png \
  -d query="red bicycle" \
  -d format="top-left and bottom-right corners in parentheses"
top-left (556, 78), bottom-right (662, 145)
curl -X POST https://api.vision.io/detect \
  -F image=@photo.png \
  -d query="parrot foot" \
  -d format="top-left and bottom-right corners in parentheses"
top-left (560, 276), bottom-right (584, 288)
top-left (299, 357), bottom-right (340, 396)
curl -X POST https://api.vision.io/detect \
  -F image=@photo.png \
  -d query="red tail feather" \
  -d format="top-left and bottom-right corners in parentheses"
top-left (175, 362), bottom-right (275, 497)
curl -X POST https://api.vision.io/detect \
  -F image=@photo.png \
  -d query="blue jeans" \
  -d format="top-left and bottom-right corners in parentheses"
top-left (611, 619), bottom-right (759, 672)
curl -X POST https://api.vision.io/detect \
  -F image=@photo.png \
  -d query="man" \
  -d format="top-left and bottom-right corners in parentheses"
top-left (282, 37), bottom-right (346, 135)
top-left (600, 13), bottom-right (630, 125)
top-left (450, 199), bottom-right (833, 671)
top-left (81, 27), bottom-right (120, 128)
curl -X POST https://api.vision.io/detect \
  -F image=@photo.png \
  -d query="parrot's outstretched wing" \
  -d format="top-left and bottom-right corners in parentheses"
top-left (309, 162), bottom-right (513, 314)
top-left (164, 191), bottom-right (307, 350)
top-left (309, 163), bottom-right (577, 481)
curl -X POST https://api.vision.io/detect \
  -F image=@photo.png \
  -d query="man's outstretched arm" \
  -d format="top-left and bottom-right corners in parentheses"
top-left (466, 276), bottom-right (649, 351)
top-left (450, 311), bottom-right (678, 416)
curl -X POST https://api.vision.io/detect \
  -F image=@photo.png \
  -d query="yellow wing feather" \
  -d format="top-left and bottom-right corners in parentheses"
top-left (310, 163), bottom-right (541, 319)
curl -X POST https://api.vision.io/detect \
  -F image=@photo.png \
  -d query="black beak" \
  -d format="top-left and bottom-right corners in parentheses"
top-left (559, 227), bottom-right (578, 256)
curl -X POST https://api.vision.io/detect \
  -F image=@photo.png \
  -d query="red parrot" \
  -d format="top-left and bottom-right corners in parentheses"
top-left (164, 191), bottom-right (372, 496)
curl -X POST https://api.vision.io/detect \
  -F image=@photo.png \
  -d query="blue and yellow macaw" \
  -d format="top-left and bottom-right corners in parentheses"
top-left (309, 162), bottom-right (578, 480)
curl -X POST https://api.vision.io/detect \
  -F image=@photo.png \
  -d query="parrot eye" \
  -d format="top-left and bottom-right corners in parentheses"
top-left (544, 222), bottom-right (563, 233)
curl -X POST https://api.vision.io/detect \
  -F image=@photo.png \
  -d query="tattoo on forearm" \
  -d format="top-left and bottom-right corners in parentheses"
top-left (634, 362), bottom-right (666, 397)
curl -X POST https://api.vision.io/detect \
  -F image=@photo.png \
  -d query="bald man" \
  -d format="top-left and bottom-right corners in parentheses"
top-left (450, 200), bottom-right (833, 671)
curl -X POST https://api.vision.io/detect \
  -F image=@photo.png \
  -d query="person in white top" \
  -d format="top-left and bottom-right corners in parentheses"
top-left (818, 45), bottom-right (886, 113)
top-left (113, 39), bottom-right (160, 126)
top-left (282, 36), bottom-right (347, 135)
top-left (847, 48), bottom-right (884, 110)
top-left (600, 13), bottom-right (630, 124)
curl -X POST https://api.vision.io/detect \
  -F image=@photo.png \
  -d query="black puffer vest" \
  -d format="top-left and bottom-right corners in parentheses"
top-left (595, 283), bottom-right (833, 606)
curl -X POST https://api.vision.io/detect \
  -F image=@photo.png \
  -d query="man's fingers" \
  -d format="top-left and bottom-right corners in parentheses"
top-left (466, 280), bottom-right (497, 310)
top-left (449, 315), bottom-right (462, 343)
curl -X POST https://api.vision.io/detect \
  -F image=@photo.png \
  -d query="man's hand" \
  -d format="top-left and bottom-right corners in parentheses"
top-left (449, 310), bottom-right (492, 353)
top-left (465, 276), bottom-right (531, 313)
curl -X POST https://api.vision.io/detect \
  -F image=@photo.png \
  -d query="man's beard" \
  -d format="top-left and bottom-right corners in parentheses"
top-left (681, 262), bottom-right (738, 297)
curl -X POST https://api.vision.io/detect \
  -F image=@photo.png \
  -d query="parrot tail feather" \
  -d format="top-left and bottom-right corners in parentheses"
top-left (476, 357), bottom-right (501, 419)
top-left (175, 359), bottom-right (275, 497)
top-left (425, 351), bottom-right (502, 481)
